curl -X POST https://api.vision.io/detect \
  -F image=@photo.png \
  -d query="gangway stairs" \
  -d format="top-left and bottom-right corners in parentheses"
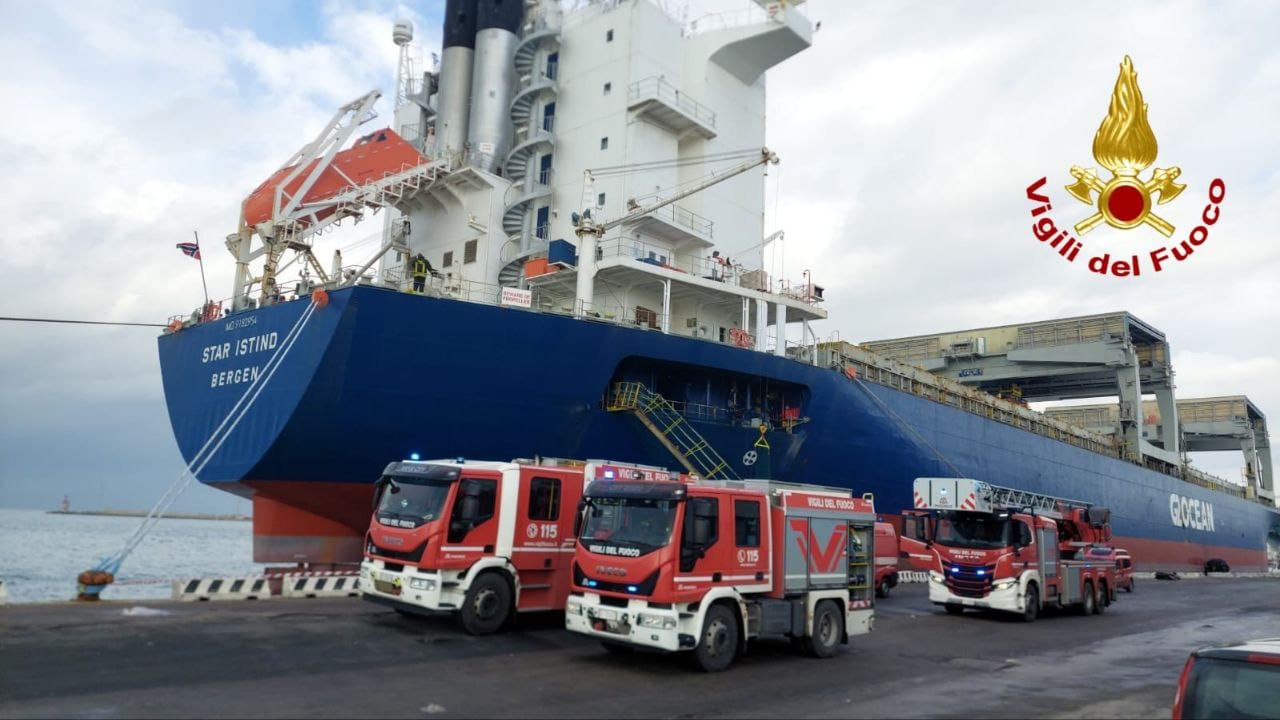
top-left (607, 382), bottom-right (739, 481)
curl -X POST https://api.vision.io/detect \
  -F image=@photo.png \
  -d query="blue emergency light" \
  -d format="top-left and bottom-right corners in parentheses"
top-left (409, 452), bottom-right (420, 461)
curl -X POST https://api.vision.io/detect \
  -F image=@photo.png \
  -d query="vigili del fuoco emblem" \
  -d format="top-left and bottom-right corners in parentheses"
top-left (1024, 56), bottom-right (1225, 277)
top-left (1065, 55), bottom-right (1184, 237)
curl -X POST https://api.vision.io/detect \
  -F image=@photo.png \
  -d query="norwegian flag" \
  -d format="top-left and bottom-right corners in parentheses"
top-left (175, 241), bottom-right (201, 259)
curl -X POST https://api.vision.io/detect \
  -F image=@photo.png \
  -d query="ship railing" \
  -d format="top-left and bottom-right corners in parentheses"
top-left (571, 299), bottom-right (668, 330)
top-left (627, 76), bottom-right (717, 129)
top-left (820, 342), bottom-right (1121, 459)
top-left (1181, 464), bottom-right (1247, 498)
top-left (593, 236), bottom-right (819, 305)
top-left (684, 1), bottom-right (803, 36)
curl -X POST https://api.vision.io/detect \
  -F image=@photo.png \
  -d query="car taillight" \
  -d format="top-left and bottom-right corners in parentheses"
top-left (1245, 653), bottom-right (1280, 665)
top-left (1171, 655), bottom-right (1195, 720)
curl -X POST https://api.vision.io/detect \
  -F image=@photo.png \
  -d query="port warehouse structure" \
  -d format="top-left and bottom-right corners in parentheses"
top-left (861, 312), bottom-right (1274, 504)
top-left (158, 287), bottom-right (1280, 572)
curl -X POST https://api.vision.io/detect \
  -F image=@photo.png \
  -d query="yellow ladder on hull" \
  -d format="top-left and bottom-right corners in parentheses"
top-left (607, 382), bottom-right (740, 481)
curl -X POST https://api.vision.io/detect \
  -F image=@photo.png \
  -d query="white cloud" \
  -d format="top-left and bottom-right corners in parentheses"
top-left (0, 0), bottom-right (437, 510)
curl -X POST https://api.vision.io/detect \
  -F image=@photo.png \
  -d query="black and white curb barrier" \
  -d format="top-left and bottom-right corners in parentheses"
top-left (898, 571), bottom-right (929, 584)
top-left (173, 576), bottom-right (272, 601)
top-left (280, 573), bottom-right (361, 599)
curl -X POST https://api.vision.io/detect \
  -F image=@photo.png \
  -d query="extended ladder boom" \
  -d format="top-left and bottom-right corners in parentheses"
top-left (913, 477), bottom-right (1092, 519)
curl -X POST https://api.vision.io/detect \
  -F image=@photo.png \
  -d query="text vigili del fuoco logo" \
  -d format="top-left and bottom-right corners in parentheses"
top-left (1026, 56), bottom-right (1225, 277)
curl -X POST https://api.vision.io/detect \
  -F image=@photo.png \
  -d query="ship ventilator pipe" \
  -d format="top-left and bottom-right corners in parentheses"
top-left (76, 296), bottom-right (324, 600)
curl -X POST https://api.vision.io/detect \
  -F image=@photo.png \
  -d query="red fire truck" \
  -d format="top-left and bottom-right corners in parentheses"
top-left (873, 521), bottom-right (900, 598)
top-left (902, 477), bottom-right (1116, 622)
top-left (564, 477), bottom-right (877, 671)
top-left (359, 457), bottom-right (676, 634)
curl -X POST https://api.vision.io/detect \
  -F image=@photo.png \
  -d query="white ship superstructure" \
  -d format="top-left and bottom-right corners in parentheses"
top-left (373, 0), bottom-right (826, 355)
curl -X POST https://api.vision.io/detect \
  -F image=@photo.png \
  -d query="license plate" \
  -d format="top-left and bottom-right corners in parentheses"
top-left (592, 608), bottom-right (618, 621)
top-left (377, 571), bottom-right (402, 585)
top-left (373, 579), bottom-right (401, 595)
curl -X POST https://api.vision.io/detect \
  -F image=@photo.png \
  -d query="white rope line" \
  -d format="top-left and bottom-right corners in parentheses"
top-left (97, 301), bottom-right (320, 572)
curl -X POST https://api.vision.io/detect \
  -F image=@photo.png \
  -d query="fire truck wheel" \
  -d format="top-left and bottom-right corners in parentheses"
top-left (876, 578), bottom-right (891, 599)
top-left (1127, 578), bottom-right (1135, 593)
top-left (1079, 581), bottom-right (1096, 616)
top-left (1096, 582), bottom-right (1110, 613)
top-left (693, 604), bottom-right (738, 672)
top-left (1021, 585), bottom-right (1039, 623)
top-left (458, 573), bottom-right (512, 636)
top-left (803, 600), bottom-right (843, 659)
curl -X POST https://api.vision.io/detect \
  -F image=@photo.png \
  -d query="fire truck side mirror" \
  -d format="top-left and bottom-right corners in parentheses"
top-left (458, 493), bottom-right (481, 522)
top-left (690, 515), bottom-right (713, 548)
top-left (573, 498), bottom-right (587, 537)
top-left (372, 477), bottom-right (395, 509)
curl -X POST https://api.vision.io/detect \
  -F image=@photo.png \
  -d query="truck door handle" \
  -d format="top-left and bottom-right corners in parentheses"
top-left (484, 545), bottom-right (494, 553)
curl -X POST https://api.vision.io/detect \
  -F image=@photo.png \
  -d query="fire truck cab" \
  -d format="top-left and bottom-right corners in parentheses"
top-left (360, 458), bottom-right (669, 634)
top-left (565, 476), bottom-right (877, 671)
top-left (906, 478), bottom-right (1116, 622)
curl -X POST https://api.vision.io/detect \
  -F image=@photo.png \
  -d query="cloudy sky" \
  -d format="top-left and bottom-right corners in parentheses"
top-left (1, 0), bottom-right (1276, 514)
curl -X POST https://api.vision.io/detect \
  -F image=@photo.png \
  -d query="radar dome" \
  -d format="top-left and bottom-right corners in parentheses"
top-left (392, 19), bottom-right (414, 46)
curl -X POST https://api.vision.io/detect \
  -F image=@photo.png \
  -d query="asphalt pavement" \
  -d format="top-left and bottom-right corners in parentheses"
top-left (1, 577), bottom-right (1276, 719)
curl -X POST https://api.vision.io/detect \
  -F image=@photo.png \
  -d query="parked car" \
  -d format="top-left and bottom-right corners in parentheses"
top-left (1172, 638), bottom-right (1280, 719)
top-left (1204, 558), bottom-right (1230, 574)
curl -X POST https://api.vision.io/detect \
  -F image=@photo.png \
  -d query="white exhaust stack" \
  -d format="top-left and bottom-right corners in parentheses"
top-left (467, 0), bottom-right (522, 172)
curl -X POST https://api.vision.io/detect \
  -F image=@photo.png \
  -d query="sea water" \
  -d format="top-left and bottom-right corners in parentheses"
top-left (0, 508), bottom-right (265, 603)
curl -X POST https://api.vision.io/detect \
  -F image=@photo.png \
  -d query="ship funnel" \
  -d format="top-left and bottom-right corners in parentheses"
top-left (467, 0), bottom-right (523, 172)
top-left (435, 0), bottom-right (478, 159)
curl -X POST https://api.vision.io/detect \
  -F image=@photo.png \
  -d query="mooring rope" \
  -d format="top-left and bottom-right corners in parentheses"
top-left (79, 298), bottom-right (323, 596)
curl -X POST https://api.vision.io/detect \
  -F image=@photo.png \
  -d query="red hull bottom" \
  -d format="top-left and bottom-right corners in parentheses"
top-left (1114, 536), bottom-right (1268, 574)
top-left (246, 481), bottom-right (373, 564)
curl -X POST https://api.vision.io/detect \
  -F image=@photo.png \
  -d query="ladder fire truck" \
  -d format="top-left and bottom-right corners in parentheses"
top-left (360, 457), bottom-right (678, 634)
top-left (565, 476), bottom-right (877, 672)
top-left (903, 477), bottom-right (1116, 622)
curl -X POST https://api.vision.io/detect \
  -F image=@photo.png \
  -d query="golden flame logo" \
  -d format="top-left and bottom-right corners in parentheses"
top-left (1092, 56), bottom-right (1157, 175)
top-left (1065, 55), bottom-right (1185, 236)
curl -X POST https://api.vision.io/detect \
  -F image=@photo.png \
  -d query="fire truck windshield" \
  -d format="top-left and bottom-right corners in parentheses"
top-left (375, 474), bottom-right (454, 528)
top-left (935, 511), bottom-right (1013, 550)
top-left (579, 497), bottom-right (678, 557)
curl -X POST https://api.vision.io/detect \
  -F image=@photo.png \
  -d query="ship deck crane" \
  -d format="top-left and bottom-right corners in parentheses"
top-left (570, 147), bottom-right (779, 317)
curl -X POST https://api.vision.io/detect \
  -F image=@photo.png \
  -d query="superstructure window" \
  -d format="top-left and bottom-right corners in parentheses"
top-left (597, 192), bottom-right (606, 206)
top-left (606, 29), bottom-right (613, 42)
top-left (464, 239), bottom-right (477, 264)
top-left (443, 251), bottom-right (453, 268)
top-left (600, 136), bottom-right (609, 150)
top-left (528, 477), bottom-right (561, 521)
top-left (603, 82), bottom-right (612, 95)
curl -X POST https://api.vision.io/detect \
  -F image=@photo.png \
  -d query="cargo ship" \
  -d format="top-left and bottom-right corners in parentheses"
top-left (158, 0), bottom-right (1279, 571)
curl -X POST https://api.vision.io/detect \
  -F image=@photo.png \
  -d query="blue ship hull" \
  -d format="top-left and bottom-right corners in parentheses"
top-left (158, 286), bottom-right (1280, 570)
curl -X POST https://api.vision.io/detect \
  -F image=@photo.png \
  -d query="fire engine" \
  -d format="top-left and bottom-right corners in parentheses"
top-left (359, 457), bottom-right (674, 634)
top-left (902, 477), bottom-right (1116, 622)
top-left (564, 476), bottom-right (877, 672)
